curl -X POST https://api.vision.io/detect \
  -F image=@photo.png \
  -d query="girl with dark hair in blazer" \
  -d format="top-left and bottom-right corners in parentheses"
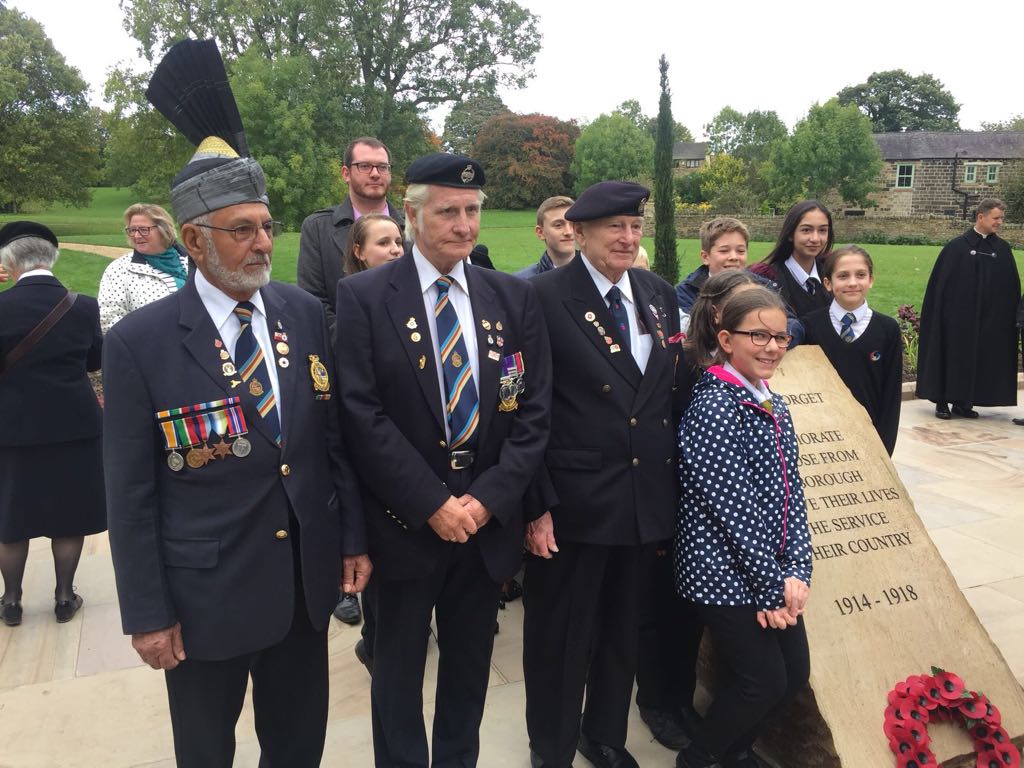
top-left (0, 222), bottom-right (105, 627)
top-left (749, 200), bottom-right (834, 322)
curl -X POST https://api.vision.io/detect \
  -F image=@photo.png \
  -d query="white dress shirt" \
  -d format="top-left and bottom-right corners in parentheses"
top-left (194, 270), bottom-right (283, 428)
top-left (413, 246), bottom-right (480, 442)
top-left (828, 299), bottom-right (872, 340)
top-left (724, 361), bottom-right (771, 404)
top-left (784, 255), bottom-right (821, 293)
top-left (581, 255), bottom-right (652, 373)
top-left (17, 268), bottom-right (54, 281)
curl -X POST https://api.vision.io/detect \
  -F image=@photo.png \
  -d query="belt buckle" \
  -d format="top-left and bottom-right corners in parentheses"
top-left (449, 450), bottom-right (475, 470)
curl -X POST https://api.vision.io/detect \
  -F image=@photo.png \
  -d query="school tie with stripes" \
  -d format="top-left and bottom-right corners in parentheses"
top-left (606, 286), bottom-right (631, 353)
top-left (840, 311), bottom-right (856, 343)
top-left (233, 301), bottom-right (281, 444)
top-left (434, 276), bottom-right (479, 450)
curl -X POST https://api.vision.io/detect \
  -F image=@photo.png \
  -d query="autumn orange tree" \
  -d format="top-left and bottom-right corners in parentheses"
top-left (473, 112), bottom-right (579, 209)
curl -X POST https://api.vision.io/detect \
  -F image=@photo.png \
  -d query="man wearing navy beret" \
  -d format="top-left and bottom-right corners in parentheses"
top-left (523, 181), bottom-right (688, 768)
top-left (335, 152), bottom-right (552, 767)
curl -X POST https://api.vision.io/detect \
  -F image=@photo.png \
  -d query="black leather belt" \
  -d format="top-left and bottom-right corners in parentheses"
top-left (449, 450), bottom-right (476, 470)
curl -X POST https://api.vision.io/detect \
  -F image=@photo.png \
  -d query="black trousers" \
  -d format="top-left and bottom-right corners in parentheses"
top-left (371, 537), bottom-right (500, 768)
top-left (635, 543), bottom-right (703, 712)
top-left (163, 588), bottom-right (328, 768)
top-left (523, 541), bottom-right (644, 767)
top-left (694, 604), bottom-right (809, 757)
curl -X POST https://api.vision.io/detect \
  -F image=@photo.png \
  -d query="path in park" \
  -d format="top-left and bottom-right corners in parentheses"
top-left (0, 398), bottom-right (1022, 767)
top-left (61, 242), bottom-right (124, 258)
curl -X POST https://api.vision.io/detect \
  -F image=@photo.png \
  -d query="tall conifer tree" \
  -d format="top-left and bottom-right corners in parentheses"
top-left (653, 55), bottom-right (678, 284)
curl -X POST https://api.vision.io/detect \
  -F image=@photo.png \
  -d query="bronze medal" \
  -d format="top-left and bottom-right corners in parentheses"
top-left (211, 438), bottom-right (232, 459)
top-left (186, 448), bottom-right (206, 469)
top-left (232, 436), bottom-right (252, 457)
top-left (167, 451), bottom-right (185, 472)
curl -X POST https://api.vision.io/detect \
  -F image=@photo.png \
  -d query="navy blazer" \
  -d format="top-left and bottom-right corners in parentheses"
top-left (103, 277), bottom-right (365, 661)
top-left (529, 255), bottom-right (687, 546)
top-left (0, 275), bottom-right (102, 447)
top-left (335, 252), bottom-right (552, 583)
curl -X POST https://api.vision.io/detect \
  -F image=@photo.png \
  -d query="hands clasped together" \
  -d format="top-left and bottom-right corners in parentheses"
top-left (428, 493), bottom-right (491, 543)
top-left (757, 576), bottom-right (810, 630)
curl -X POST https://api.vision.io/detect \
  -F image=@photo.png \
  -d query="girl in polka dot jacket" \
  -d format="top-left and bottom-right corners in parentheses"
top-left (674, 286), bottom-right (814, 768)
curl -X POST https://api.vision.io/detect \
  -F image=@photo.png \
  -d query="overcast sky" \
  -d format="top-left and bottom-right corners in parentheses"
top-left (12, 0), bottom-right (1024, 137)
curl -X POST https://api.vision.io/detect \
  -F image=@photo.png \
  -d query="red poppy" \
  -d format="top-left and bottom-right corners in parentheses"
top-left (959, 692), bottom-right (989, 720)
top-left (934, 670), bottom-right (966, 700)
top-left (897, 748), bottom-right (936, 768)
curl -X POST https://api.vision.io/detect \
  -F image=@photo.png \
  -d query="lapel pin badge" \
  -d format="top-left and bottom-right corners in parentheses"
top-left (406, 317), bottom-right (418, 330)
top-left (419, 355), bottom-right (426, 370)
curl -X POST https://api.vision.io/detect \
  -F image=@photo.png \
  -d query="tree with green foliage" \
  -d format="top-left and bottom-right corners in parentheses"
top-left (700, 154), bottom-right (758, 212)
top-left (652, 55), bottom-right (678, 284)
top-left (572, 114), bottom-right (654, 193)
top-left (472, 112), bottom-right (578, 209)
top-left (767, 100), bottom-right (883, 206)
top-left (443, 92), bottom-right (511, 154)
top-left (0, 7), bottom-right (99, 212)
top-left (837, 70), bottom-right (959, 132)
top-left (615, 98), bottom-right (693, 144)
top-left (705, 107), bottom-right (787, 165)
top-left (981, 115), bottom-right (1024, 131)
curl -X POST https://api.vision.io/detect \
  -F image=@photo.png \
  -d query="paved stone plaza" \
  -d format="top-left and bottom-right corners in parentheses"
top-left (1, 398), bottom-right (1022, 767)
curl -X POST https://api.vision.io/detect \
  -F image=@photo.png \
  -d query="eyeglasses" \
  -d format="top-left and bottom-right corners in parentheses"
top-left (125, 226), bottom-right (156, 236)
top-left (730, 329), bottom-right (793, 348)
top-left (350, 162), bottom-right (391, 174)
top-left (194, 221), bottom-right (284, 243)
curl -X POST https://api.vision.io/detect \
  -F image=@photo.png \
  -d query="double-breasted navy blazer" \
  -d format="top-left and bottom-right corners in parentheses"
top-left (103, 277), bottom-right (365, 661)
top-left (529, 255), bottom-right (688, 546)
top-left (334, 252), bottom-right (552, 583)
top-left (0, 275), bottom-right (102, 447)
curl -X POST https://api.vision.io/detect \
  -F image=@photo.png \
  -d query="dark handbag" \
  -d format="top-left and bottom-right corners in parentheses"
top-left (0, 291), bottom-right (78, 377)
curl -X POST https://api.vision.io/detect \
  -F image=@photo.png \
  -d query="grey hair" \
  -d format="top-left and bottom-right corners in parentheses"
top-left (402, 184), bottom-right (486, 244)
top-left (0, 237), bottom-right (59, 273)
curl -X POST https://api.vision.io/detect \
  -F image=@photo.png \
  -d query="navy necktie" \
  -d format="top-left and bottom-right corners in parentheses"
top-left (606, 286), bottom-right (631, 352)
top-left (434, 277), bottom-right (478, 449)
top-left (233, 302), bottom-right (281, 445)
top-left (806, 277), bottom-right (822, 296)
top-left (840, 311), bottom-right (856, 343)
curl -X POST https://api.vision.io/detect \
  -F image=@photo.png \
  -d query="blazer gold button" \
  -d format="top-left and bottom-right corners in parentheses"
top-left (275, 529), bottom-right (288, 539)
top-left (601, 384), bottom-right (611, 393)
top-left (280, 464), bottom-right (291, 476)
top-left (629, 417), bottom-right (638, 427)
top-left (632, 458), bottom-right (640, 466)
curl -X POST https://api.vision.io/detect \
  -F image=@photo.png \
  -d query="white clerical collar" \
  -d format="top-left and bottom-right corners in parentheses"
top-left (194, 269), bottom-right (266, 329)
top-left (412, 244), bottom-right (469, 297)
top-left (581, 252), bottom-right (634, 305)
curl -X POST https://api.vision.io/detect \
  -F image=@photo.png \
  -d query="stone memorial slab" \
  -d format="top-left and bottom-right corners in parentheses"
top-left (743, 346), bottom-right (1024, 766)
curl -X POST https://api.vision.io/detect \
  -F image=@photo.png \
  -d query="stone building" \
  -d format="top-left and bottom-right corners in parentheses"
top-left (866, 131), bottom-right (1024, 218)
top-left (672, 141), bottom-right (709, 175)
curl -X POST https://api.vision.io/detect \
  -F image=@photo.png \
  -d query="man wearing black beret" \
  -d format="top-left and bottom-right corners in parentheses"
top-left (335, 152), bottom-right (552, 767)
top-left (523, 181), bottom-right (688, 768)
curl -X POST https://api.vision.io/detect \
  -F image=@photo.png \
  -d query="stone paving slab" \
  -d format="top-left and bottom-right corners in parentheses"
top-left (1, 398), bottom-right (1022, 766)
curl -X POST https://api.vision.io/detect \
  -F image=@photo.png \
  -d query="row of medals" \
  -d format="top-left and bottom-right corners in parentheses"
top-left (406, 316), bottom-right (506, 369)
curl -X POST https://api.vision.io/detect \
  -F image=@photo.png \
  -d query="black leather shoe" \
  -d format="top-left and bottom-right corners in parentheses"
top-left (354, 638), bottom-right (373, 676)
top-left (935, 403), bottom-right (951, 420)
top-left (577, 733), bottom-right (639, 768)
top-left (530, 748), bottom-right (573, 767)
top-left (54, 594), bottom-right (83, 623)
top-left (501, 578), bottom-right (523, 602)
top-left (675, 740), bottom-right (722, 768)
top-left (638, 706), bottom-right (690, 750)
top-left (678, 706), bottom-right (703, 741)
top-left (1012, 417), bottom-right (1024, 426)
top-left (951, 403), bottom-right (979, 419)
top-left (1, 599), bottom-right (22, 627)
top-left (333, 593), bottom-right (362, 625)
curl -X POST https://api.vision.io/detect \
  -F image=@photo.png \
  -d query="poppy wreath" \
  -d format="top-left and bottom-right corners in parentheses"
top-left (884, 667), bottom-right (1020, 768)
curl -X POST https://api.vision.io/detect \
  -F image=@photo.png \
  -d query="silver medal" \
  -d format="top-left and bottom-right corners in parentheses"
top-left (167, 451), bottom-right (185, 472)
top-left (231, 437), bottom-right (252, 457)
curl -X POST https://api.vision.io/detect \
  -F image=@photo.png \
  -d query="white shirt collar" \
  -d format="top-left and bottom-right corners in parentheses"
top-left (784, 255), bottom-right (819, 286)
top-left (194, 269), bottom-right (266, 329)
top-left (724, 361), bottom-right (771, 402)
top-left (17, 268), bottom-right (54, 281)
top-left (829, 298), bottom-right (868, 323)
top-left (413, 245), bottom-right (470, 297)
top-left (580, 253), bottom-right (634, 305)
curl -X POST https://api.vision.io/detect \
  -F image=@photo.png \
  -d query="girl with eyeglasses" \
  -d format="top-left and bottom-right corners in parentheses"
top-left (98, 203), bottom-right (191, 333)
top-left (674, 285), bottom-right (812, 768)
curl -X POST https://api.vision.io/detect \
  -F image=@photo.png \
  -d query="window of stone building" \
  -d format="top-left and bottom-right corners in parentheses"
top-left (964, 164), bottom-right (977, 183)
top-left (987, 164), bottom-right (1000, 183)
top-left (896, 164), bottom-right (914, 188)
top-left (686, 159), bottom-right (701, 168)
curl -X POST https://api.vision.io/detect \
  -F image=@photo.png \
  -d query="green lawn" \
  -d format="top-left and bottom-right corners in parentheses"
top-left (4, 188), bottom-right (1023, 317)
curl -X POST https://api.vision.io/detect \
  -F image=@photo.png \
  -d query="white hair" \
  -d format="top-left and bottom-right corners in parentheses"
top-left (0, 237), bottom-right (58, 273)
top-left (402, 184), bottom-right (486, 244)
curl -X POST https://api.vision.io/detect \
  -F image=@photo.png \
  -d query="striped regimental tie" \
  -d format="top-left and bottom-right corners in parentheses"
top-left (233, 301), bottom-right (281, 444)
top-left (434, 276), bottom-right (479, 450)
top-left (840, 311), bottom-right (856, 343)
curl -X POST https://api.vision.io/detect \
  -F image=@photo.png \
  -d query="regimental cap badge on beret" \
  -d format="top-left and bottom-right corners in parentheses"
top-left (565, 181), bottom-right (651, 222)
top-left (405, 152), bottom-right (486, 189)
